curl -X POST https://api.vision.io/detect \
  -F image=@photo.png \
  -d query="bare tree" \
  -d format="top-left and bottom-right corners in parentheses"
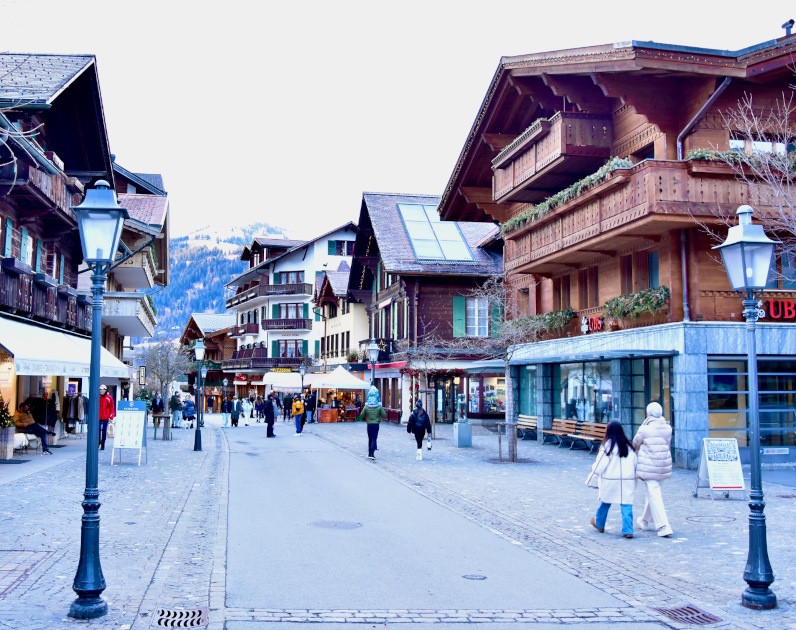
top-left (138, 341), bottom-right (192, 398)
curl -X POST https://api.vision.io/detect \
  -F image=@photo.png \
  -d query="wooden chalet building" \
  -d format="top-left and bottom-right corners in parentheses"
top-left (438, 35), bottom-right (796, 467)
top-left (348, 192), bottom-right (503, 424)
top-left (179, 313), bottom-right (236, 409)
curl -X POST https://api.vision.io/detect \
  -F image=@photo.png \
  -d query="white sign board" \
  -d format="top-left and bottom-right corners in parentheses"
top-left (112, 401), bottom-right (147, 466)
top-left (693, 438), bottom-right (746, 500)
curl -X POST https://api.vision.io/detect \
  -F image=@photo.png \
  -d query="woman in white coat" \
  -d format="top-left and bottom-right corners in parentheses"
top-left (240, 397), bottom-right (253, 426)
top-left (586, 420), bottom-right (637, 538)
top-left (632, 401), bottom-right (673, 537)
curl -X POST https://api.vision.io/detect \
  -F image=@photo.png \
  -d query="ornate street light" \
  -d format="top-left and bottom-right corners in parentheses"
top-left (223, 377), bottom-right (228, 401)
top-left (367, 338), bottom-right (379, 387)
top-left (299, 362), bottom-right (306, 393)
top-left (714, 204), bottom-right (778, 610)
top-left (69, 181), bottom-right (128, 620)
top-left (193, 339), bottom-right (205, 452)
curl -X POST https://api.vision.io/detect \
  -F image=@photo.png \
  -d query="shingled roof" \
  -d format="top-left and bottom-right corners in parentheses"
top-left (119, 193), bottom-right (168, 229)
top-left (192, 313), bottom-right (236, 335)
top-left (362, 192), bottom-right (502, 276)
top-left (0, 54), bottom-right (95, 104)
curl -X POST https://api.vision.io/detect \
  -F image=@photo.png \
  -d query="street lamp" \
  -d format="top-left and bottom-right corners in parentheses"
top-left (367, 338), bottom-right (379, 387)
top-left (69, 180), bottom-right (129, 620)
top-left (714, 204), bottom-right (778, 610)
top-left (299, 362), bottom-right (306, 393)
top-left (223, 377), bottom-right (228, 402)
top-left (193, 339), bottom-right (205, 452)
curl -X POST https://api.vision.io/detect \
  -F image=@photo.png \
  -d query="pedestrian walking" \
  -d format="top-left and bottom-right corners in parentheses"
top-left (632, 401), bottom-right (674, 537)
top-left (207, 395), bottom-right (214, 413)
top-left (586, 420), bottom-right (637, 538)
top-left (407, 399), bottom-right (432, 460)
top-left (282, 393), bottom-right (292, 422)
top-left (231, 395), bottom-right (242, 427)
top-left (98, 384), bottom-right (115, 450)
top-left (255, 395), bottom-right (264, 421)
top-left (357, 386), bottom-right (386, 460)
top-left (241, 397), bottom-right (252, 426)
top-left (265, 394), bottom-right (276, 437)
top-left (184, 396), bottom-right (196, 429)
top-left (169, 390), bottom-right (183, 429)
top-left (249, 392), bottom-right (256, 419)
top-left (221, 396), bottom-right (232, 427)
top-left (292, 394), bottom-right (305, 435)
top-left (305, 391), bottom-right (316, 422)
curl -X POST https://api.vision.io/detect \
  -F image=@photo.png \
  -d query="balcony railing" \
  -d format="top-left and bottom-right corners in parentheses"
top-left (492, 112), bottom-right (612, 204)
top-left (222, 348), bottom-right (306, 371)
top-left (226, 282), bottom-right (314, 309)
top-left (102, 292), bottom-right (157, 337)
top-left (230, 322), bottom-right (260, 337)
top-left (262, 318), bottom-right (312, 331)
top-left (503, 159), bottom-right (749, 275)
top-left (0, 161), bottom-right (81, 217)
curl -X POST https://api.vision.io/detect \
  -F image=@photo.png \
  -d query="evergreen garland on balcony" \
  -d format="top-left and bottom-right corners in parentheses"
top-left (523, 307), bottom-right (575, 333)
top-left (603, 286), bottom-right (670, 321)
top-left (502, 157), bottom-right (633, 236)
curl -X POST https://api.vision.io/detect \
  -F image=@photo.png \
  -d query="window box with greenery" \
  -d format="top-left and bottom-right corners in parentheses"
top-left (603, 286), bottom-right (670, 322)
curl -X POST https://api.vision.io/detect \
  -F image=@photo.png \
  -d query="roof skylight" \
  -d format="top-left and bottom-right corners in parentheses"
top-left (397, 203), bottom-right (473, 261)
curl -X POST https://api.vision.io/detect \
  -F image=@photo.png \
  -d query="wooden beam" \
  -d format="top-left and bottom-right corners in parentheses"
top-left (481, 133), bottom-right (514, 151)
top-left (510, 76), bottom-right (561, 114)
top-left (541, 74), bottom-right (615, 115)
top-left (459, 186), bottom-right (493, 204)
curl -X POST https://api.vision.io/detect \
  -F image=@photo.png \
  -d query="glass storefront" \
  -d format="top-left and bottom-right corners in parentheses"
top-left (518, 365), bottom-right (537, 416)
top-left (463, 372), bottom-right (506, 419)
top-left (553, 361), bottom-right (612, 423)
top-left (630, 357), bottom-right (672, 436)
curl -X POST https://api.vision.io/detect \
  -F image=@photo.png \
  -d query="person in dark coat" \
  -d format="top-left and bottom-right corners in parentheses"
top-left (282, 392), bottom-right (292, 422)
top-left (407, 399), bottom-right (432, 460)
top-left (265, 394), bottom-right (276, 437)
top-left (151, 393), bottom-right (165, 414)
top-left (231, 395), bottom-right (242, 427)
top-left (220, 396), bottom-right (232, 427)
top-left (305, 391), bottom-right (316, 422)
top-left (184, 397), bottom-right (197, 429)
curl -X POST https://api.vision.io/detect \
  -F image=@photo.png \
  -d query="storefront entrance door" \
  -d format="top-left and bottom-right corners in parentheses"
top-left (433, 377), bottom-right (456, 424)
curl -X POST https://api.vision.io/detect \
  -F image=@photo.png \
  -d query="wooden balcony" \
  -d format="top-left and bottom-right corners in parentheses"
top-left (0, 161), bottom-right (81, 222)
top-left (112, 248), bottom-right (157, 290)
top-left (222, 349), bottom-right (305, 371)
top-left (226, 282), bottom-right (313, 309)
top-left (492, 112), bottom-right (612, 204)
top-left (262, 318), bottom-right (312, 331)
top-left (230, 322), bottom-right (260, 337)
top-left (504, 159), bottom-right (748, 275)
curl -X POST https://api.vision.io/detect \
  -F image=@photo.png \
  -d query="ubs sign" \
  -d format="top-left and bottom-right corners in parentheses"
top-left (766, 299), bottom-right (796, 319)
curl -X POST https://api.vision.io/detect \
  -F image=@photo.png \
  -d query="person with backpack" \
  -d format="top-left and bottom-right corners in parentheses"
top-left (407, 399), bottom-right (432, 460)
top-left (586, 420), bottom-right (637, 538)
top-left (292, 394), bottom-right (305, 435)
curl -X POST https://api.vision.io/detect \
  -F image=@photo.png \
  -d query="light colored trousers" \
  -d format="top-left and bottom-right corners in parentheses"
top-left (222, 412), bottom-right (230, 427)
top-left (639, 479), bottom-right (669, 528)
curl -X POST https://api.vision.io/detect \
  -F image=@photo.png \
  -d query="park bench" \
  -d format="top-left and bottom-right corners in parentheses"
top-left (541, 418), bottom-right (580, 446)
top-left (567, 421), bottom-right (607, 452)
top-left (516, 415), bottom-right (537, 440)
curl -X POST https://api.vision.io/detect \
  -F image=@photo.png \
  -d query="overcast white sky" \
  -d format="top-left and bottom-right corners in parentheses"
top-left (1, 1), bottom-right (792, 238)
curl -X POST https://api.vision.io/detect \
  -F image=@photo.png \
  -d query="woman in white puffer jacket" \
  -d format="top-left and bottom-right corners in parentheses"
top-left (632, 402), bottom-right (673, 537)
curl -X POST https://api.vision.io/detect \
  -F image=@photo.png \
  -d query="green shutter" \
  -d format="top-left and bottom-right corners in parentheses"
top-left (314, 340), bottom-right (320, 357)
top-left (58, 254), bottom-right (64, 284)
top-left (490, 300), bottom-right (503, 338)
top-left (328, 240), bottom-right (336, 255)
top-left (376, 261), bottom-right (381, 293)
top-left (452, 296), bottom-right (466, 338)
top-left (303, 303), bottom-right (309, 319)
top-left (34, 238), bottom-right (42, 272)
top-left (4, 219), bottom-right (12, 258)
top-left (273, 273), bottom-right (280, 285)
top-left (272, 304), bottom-right (279, 318)
top-left (302, 340), bottom-right (308, 356)
top-left (20, 228), bottom-right (28, 263)
top-left (272, 340), bottom-right (279, 357)
top-left (314, 308), bottom-right (320, 322)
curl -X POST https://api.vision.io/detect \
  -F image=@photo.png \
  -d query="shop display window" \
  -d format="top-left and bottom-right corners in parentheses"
top-left (468, 379), bottom-right (480, 413)
top-left (483, 377), bottom-right (505, 413)
top-left (554, 361), bottom-right (612, 423)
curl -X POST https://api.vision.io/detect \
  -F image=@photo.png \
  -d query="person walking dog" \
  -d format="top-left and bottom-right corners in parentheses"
top-left (407, 400), bottom-right (432, 460)
top-left (358, 386), bottom-right (386, 460)
top-left (633, 401), bottom-right (674, 537)
top-left (586, 420), bottom-right (637, 538)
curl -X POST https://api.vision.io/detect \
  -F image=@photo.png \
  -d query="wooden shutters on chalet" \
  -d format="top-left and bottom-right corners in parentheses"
top-left (272, 340), bottom-right (279, 358)
top-left (19, 228), bottom-right (28, 264)
top-left (302, 340), bottom-right (308, 356)
top-left (59, 254), bottom-right (65, 285)
top-left (452, 296), bottom-right (466, 338)
top-left (328, 240), bottom-right (336, 255)
top-left (303, 303), bottom-right (309, 319)
top-left (272, 304), bottom-right (279, 319)
top-left (315, 340), bottom-right (320, 357)
top-left (34, 238), bottom-right (42, 272)
top-left (3, 218), bottom-right (12, 258)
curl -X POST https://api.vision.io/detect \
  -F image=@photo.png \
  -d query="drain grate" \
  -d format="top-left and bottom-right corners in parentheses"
top-left (151, 607), bottom-right (208, 628)
top-left (309, 520), bottom-right (362, 530)
top-left (652, 605), bottom-right (721, 625)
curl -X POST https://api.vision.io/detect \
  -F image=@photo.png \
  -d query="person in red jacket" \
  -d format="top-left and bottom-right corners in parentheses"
top-left (98, 384), bottom-right (115, 450)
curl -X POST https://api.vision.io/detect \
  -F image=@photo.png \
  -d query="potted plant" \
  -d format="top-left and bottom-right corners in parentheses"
top-left (0, 394), bottom-right (15, 460)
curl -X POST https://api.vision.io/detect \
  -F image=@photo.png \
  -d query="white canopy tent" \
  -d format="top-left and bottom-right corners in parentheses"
top-left (262, 371), bottom-right (305, 392)
top-left (308, 365), bottom-right (369, 390)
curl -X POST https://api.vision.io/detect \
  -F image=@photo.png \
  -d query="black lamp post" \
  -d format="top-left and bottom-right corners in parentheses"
top-left (69, 181), bottom-right (129, 619)
top-left (714, 204), bottom-right (778, 610)
top-left (194, 339), bottom-right (205, 452)
top-left (367, 338), bottom-right (379, 387)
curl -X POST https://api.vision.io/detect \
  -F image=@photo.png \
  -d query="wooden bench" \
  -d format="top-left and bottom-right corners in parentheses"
top-left (568, 421), bottom-right (607, 452)
top-left (516, 415), bottom-right (537, 440)
top-left (541, 419), bottom-right (580, 446)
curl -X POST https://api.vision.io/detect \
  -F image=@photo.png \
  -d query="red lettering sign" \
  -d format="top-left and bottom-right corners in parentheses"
top-left (767, 299), bottom-right (796, 319)
top-left (588, 317), bottom-right (603, 331)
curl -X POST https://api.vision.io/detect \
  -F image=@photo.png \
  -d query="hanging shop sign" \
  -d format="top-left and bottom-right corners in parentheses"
top-left (235, 373), bottom-right (248, 382)
top-left (270, 368), bottom-right (292, 373)
top-left (580, 316), bottom-right (604, 334)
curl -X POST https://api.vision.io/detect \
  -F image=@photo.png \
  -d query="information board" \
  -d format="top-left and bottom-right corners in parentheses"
top-left (112, 400), bottom-right (147, 466)
top-left (693, 437), bottom-right (746, 500)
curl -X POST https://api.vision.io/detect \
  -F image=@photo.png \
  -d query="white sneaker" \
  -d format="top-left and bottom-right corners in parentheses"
top-left (637, 518), bottom-right (654, 531)
top-left (416, 449), bottom-right (422, 460)
top-left (657, 525), bottom-right (673, 537)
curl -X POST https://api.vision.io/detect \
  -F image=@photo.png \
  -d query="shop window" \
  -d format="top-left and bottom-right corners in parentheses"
top-left (483, 377), bottom-right (506, 413)
top-left (518, 366), bottom-right (537, 416)
top-left (553, 361), bottom-right (613, 423)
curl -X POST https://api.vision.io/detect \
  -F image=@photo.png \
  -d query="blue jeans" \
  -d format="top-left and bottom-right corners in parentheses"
top-left (222, 412), bottom-right (230, 427)
top-left (295, 415), bottom-right (302, 433)
top-left (367, 423), bottom-right (379, 457)
top-left (595, 502), bottom-right (634, 535)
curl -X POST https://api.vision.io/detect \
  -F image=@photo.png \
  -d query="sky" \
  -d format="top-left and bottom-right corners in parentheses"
top-left (1, 1), bottom-right (792, 238)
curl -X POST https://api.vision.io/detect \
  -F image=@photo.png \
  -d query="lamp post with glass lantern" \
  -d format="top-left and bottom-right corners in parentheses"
top-left (69, 181), bottom-right (129, 619)
top-left (223, 377), bottom-right (228, 402)
top-left (200, 365), bottom-right (208, 426)
top-left (193, 339), bottom-right (205, 452)
top-left (714, 204), bottom-right (778, 610)
top-left (367, 338), bottom-right (379, 387)
top-left (299, 362), bottom-right (306, 393)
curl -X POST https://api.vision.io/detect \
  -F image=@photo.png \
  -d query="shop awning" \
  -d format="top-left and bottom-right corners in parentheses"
top-left (308, 366), bottom-right (369, 390)
top-left (0, 317), bottom-right (130, 378)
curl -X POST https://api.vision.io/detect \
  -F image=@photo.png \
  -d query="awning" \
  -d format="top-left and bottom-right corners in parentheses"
top-left (0, 316), bottom-right (129, 378)
top-left (308, 366), bottom-right (369, 390)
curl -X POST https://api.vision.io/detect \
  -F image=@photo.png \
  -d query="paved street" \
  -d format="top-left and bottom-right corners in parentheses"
top-left (0, 415), bottom-right (794, 629)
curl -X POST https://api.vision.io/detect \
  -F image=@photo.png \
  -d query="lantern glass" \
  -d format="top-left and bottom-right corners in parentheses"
top-left (299, 363), bottom-right (306, 377)
top-left (367, 338), bottom-right (380, 363)
top-left (201, 366), bottom-right (208, 379)
top-left (71, 181), bottom-right (128, 265)
top-left (194, 339), bottom-right (206, 362)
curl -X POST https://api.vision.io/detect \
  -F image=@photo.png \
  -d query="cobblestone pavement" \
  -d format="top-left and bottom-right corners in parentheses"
top-left (0, 416), bottom-right (226, 630)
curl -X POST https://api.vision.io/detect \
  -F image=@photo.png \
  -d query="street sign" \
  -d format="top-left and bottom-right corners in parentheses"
top-left (693, 438), bottom-right (746, 500)
top-left (112, 400), bottom-right (147, 466)
top-left (139, 366), bottom-right (146, 386)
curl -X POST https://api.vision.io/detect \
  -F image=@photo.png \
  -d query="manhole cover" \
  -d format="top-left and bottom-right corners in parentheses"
top-left (652, 605), bottom-right (721, 625)
top-left (151, 607), bottom-right (208, 628)
top-left (685, 516), bottom-right (736, 523)
top-left (0, 550), bottom-right (53, 597)
top-left (309, 520), bottom-right (362, 530)
top-left (462, 574), bottom-right (487, 580)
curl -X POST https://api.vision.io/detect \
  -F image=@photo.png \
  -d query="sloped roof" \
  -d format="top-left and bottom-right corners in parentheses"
top-left (135, 172), bottom-right (165, 191)
top-left (113, 161), bottom-right (166, 195)
top-left (254, 237), bottom-right (306, 249)
top-left (326, 270), bottom-right (350, 296)
top-left (118, 193), bottom-right (169, 229)
top-left (362, 192), bottom-right (502, 276)
top-left (0, 54), bottom-right (95, 104)
top-left (192, 313), bottom-right (236, 335)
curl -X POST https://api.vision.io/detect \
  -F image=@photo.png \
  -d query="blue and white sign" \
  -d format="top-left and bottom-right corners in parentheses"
top-left (112, 401), bottom-right (147, 466)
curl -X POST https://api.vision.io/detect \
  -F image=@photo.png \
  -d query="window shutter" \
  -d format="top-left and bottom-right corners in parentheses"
top-left (314, 340), bottom-right (320, 357)
top-left (273, 273), bottom-right (280, 285)
top-left (328, 240), bottom-right (336, 255)
top-left (452, 296), bottom-right (466, 338)
top-left (58, 254), bottom-right (65, 284)
top-left (3, 219), bottom-right (12, 258)
top-left (272, 304), bottom-right (279, 319)
top-left (272, 340), bottom-right (279, 357)
top-left (20, 228), bottom-right (28, 263)
top-left (490, 300), bottom-right (503, 338)
top-left (303, 303), bottom-right (309, 319)
top-left (34, 238), bottom-right (42, 272)
top-left (302, 340), bottom-right (308, 356)
top-left (315, 308), bottom-right (320, 322)
top-left (376, 262), bottom-right (381, 293)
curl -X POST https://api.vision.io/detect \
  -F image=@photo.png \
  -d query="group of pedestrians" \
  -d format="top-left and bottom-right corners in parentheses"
top-left (586, 401), bottom-right (673, 539)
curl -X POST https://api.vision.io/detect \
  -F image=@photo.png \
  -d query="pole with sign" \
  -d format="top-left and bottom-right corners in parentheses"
top-left (111, 401), bottom-right (147, 466)
top-left (693, 438), bottom-right (746, 500)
